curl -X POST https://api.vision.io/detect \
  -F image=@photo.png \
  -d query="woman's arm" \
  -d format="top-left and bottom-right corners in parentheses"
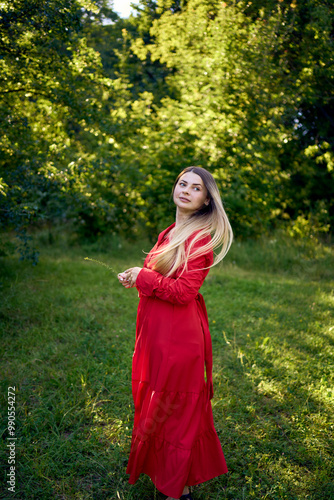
top-left (135, 251), bottom-right (212, 305)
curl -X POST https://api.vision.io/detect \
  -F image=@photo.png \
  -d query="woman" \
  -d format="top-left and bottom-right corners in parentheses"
top-left (118, 166), bottom-right (233, 500)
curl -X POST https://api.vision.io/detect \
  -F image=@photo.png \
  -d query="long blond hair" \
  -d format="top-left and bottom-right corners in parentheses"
top-left (149, 166), bottom-right (233, 276)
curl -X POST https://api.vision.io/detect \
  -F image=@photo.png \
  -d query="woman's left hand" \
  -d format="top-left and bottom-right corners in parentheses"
top-left (119, 267), bottom-right (142, 288)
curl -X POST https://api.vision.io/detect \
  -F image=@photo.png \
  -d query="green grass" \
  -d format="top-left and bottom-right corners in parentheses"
top-left (0, 228), bottom-right (333, 499)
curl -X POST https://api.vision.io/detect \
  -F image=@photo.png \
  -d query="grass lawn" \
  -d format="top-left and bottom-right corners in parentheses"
top-left (1, 228), bottom-right (333, 499)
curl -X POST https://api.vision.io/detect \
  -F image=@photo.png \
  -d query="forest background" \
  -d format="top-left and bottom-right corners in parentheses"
top-left (0, 0), bottom-right (333, 260)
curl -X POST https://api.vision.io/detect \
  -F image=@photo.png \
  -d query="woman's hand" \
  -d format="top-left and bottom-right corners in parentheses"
top-left (118, 267), bottom-right (142, 288)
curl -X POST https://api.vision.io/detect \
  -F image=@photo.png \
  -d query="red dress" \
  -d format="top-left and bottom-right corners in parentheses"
top-left (126, 223), bottom-right (228, 498)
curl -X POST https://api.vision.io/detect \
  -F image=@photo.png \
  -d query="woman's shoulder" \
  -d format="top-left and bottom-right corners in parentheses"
top-left (157, 222), bottom-right (176, 244)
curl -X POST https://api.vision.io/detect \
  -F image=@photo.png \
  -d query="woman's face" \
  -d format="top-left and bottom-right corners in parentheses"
top-left (173, 171), bottom-right (209, 214)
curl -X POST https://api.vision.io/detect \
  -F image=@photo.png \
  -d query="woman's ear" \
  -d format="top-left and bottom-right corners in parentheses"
top-left (204, 199), bottom-right (210, 206)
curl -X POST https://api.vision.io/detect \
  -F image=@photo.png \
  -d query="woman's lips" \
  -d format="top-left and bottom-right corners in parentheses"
top-left (179, 197), bottom-right (190, 202)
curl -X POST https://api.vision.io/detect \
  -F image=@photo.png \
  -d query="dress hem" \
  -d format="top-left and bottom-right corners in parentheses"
top-left (126, 427), bottom-right (228, 498)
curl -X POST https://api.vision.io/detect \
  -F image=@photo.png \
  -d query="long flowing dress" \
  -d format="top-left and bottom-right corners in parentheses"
top-left (126, 223), bottom-right (228, 498)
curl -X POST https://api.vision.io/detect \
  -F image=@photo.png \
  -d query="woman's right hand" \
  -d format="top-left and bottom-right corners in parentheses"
top-left (118, 272), bottom-right (129, 287)
top-left (118, 267), bottom-right (142, 288)
top-left (118, 271), bottom-right (135, 288)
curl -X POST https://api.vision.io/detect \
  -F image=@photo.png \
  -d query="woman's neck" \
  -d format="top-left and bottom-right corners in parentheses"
top-left (175, 207), bottom-right (192, 227)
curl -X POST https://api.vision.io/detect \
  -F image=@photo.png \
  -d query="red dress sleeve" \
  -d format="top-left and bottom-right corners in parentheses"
top-left (136, 236), bottom-right (213, 305)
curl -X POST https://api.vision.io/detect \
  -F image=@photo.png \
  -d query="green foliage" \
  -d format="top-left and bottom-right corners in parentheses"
top-left (142, 1), bottom-right (288, 235)
top-left (132, 0), bottom-right (333, 237)
top-left (239, 0), bottom-right (334, 228)
top-left (0, 0), bottom-right (333, 262)
top-left (0, 0), bottom-right (108, 253)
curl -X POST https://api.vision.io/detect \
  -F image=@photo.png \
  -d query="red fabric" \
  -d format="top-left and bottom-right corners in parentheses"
top-left (126, 223), bottom-right (228, 498)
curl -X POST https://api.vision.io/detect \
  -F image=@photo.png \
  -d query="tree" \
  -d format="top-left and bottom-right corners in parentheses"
top-left (239, 0), bottom-right (334, 234)
top-left (125, 1), bottom-right (290, 235)
top-left (128, 0), bottom-right (334, 237)
top-left (0, 0), bottom-right (118, 258)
